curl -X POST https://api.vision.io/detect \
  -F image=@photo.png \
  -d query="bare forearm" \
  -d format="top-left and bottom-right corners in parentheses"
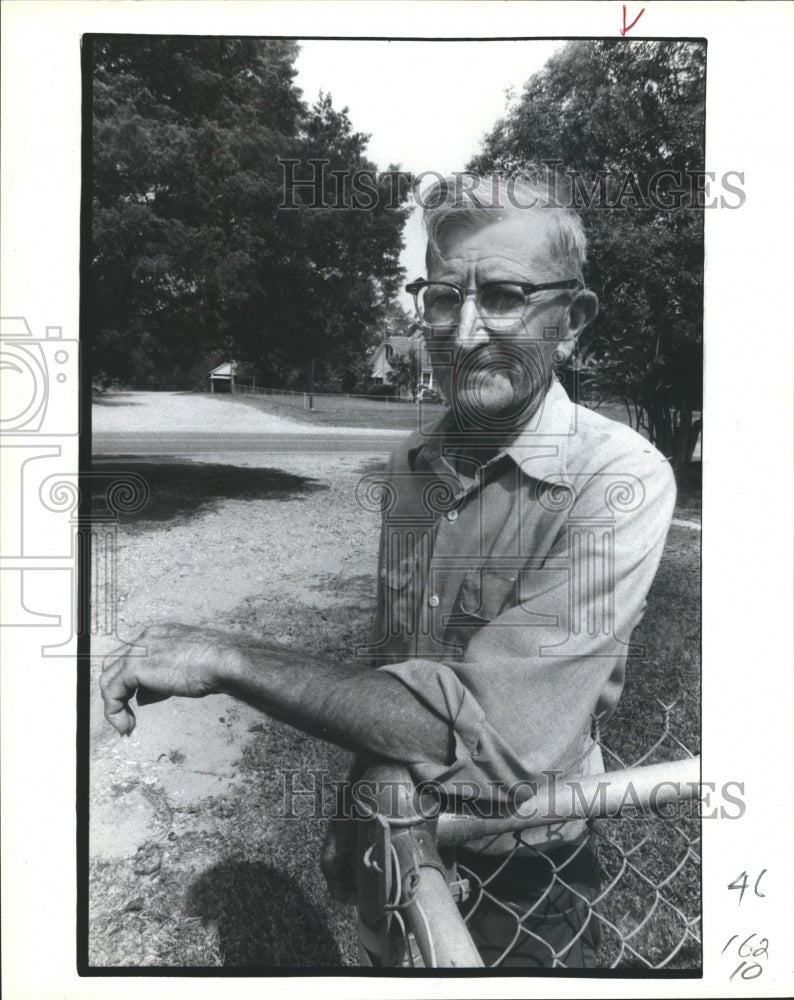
top-left (220, 640), bottom-right (454, 765)
top-left (101, 624), bottom-right (454, 765)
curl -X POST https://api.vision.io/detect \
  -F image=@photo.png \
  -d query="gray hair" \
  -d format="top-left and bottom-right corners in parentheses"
top-left (420, 173), bottom-right (587, 281)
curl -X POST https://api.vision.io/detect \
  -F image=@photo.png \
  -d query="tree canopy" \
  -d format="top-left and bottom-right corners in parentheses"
top-left (91, 36), bottom-right (409, 389)
top-left (470, 40), bottom-right (706, 466)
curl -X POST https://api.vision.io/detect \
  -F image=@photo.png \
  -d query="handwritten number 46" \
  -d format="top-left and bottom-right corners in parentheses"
top-left (728, 869), bottom-right (767, 905)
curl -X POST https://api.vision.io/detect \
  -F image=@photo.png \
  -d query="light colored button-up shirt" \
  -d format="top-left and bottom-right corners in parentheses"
top-left (357, 380), bottom-right (676, 848)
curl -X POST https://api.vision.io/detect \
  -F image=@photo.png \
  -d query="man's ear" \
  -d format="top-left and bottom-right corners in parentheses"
top-left (566, 288), bottom-right (599, 339)
top-left (553, 290), bottom-right (599, 365)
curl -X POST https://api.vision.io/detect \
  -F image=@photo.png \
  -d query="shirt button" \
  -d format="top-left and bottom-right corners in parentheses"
top-left (428, 594), bottom-right (440, 608)
top-left (446, 509), bottom-right (458, 522)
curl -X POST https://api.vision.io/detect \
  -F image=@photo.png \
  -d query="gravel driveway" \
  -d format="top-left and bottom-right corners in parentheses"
top-left (92, 390), bottom-right (403, 436)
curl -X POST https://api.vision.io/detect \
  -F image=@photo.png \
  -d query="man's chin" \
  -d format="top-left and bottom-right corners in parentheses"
top-left (450, 380), bottom-right (533, 426)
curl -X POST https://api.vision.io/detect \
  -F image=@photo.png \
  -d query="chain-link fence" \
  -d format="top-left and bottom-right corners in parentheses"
top-left (232, 384), bottom-right (445, 409)
top-left (354, 704), bottom-right (701, 969)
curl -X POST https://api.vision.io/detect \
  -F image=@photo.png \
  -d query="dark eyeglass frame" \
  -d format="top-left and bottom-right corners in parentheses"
top-left (405, 278), bottom-right (583, 331)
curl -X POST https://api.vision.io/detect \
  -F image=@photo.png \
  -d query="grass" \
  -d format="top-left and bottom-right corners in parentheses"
top-left (594, 815), bottom-right (701, 969)
top-left (89, 435), bottom-right (700, 970)
top-left (211, 393), bottom-right (648, 430)
top-left (211, 388), bottom-right (440, 430)
top-left (209, 387), bottom-right (643, 435)
top-left (589, 517), bottom-right (701, 969)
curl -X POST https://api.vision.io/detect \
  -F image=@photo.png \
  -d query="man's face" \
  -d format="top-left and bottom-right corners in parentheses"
top-left (425, 214), bottom-right (594, 431)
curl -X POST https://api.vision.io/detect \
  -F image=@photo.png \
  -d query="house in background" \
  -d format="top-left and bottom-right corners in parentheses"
top-left (369, 333), bottom-right (436, 398)
top-left (208, 361), bottom-right (237, 393)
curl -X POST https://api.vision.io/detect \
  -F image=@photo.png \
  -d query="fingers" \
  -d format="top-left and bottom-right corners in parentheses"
top-left (100, 628), bottom-right (161, 735)
top-left (100, 644), bottom-right (150, 736)
top-left (98, 623), bottom-right (222, 737)
top-left (99, 658), bottom-right (138, 736)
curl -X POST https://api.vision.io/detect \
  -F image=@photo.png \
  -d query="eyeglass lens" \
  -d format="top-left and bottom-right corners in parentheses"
top-left (418, 283), bottom-right (527, 329)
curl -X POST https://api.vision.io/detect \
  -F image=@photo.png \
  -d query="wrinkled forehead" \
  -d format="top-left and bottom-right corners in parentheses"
top-left (426, 212), bottom-right (564, 277)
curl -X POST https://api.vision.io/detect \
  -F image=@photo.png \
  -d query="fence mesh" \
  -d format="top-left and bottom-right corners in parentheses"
top-left (355, 701), bottom-right (701, 970)
top-left (233, 384), bottom-right (433, 409)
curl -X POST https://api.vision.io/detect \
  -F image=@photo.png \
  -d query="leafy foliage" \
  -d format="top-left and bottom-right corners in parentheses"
top-left (470, 40), bottom-right (705, 466)
top-left (91, 37), bottom-right (409, 389)
top-left (387, 347), bottom-right (421, 399)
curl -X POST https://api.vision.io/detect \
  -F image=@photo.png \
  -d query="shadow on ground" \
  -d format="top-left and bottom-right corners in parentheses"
top-left (186, 860), bottom-right (343, 966)
top-left (90, 459), bottom-right (327, 525)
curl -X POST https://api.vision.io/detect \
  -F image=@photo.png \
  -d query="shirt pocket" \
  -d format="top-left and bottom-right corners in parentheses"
top-left (458, 568), bottom-right (519, 622)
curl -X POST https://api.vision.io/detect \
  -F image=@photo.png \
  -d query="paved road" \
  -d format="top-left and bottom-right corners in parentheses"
top-left (93, 431), bottom-right (406, 455)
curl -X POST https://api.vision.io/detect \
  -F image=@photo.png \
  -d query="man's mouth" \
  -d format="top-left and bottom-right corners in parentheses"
top-left (454, 349), bottom-right (524, 393)
top-left (464, 367), bottom-right (515, 393)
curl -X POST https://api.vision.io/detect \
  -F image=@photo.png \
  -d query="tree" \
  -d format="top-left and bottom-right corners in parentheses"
top-left (90, 37), bottom-right (409, 388)
top-left (388, 347), bottom-right (421, 399)
top-left (286, 94), bottom-right (411, 400)
top-left (469, 40), bottom-right (705, 467)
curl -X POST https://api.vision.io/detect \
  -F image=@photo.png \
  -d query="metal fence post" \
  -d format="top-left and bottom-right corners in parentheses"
top-left (355, 763), bottom-right (483, 968)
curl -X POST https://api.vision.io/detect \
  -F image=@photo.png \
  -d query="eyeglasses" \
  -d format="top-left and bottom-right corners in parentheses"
top-left (405, 278), bottom-right (583, 332)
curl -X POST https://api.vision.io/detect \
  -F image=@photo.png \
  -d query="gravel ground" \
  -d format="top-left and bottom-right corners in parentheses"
top-left (92, 390), bottom-right (405, 436)
top-left (90, 447), bottom-right (390, 850)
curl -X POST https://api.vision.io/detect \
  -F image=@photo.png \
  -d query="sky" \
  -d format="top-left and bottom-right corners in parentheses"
top-left (294, 39), bottom-right (564, 302)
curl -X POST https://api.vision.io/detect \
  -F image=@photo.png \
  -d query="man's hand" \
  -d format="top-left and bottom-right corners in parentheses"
top-left (100, 623), bottom-right (240, 736)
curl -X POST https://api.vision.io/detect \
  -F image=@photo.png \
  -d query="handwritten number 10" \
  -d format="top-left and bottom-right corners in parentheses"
top-left (728, 869), bottom-right (767, 904)
top-left (729, 961), bottom-right (763, 981)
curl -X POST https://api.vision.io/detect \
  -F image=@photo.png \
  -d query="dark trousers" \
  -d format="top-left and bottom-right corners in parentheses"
top-left (456, 833), bottom-right (602, 968)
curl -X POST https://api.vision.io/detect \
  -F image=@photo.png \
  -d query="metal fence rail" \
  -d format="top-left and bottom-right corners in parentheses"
top-left (354, 717), bottom-right (702, 969)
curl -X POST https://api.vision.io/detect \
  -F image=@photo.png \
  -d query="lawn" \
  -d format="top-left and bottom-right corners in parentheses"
top-left (220, 386), bottom-right (444, 430)
top-left (216, 386), bottom-right (642, 435)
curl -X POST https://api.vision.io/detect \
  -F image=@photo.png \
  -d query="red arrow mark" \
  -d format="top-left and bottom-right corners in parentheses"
top-left (620, 4), bottom-right (646, 35)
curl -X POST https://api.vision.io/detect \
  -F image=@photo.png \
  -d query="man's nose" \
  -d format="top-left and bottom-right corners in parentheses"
top-left (455, 294), bottom-right (490, 349)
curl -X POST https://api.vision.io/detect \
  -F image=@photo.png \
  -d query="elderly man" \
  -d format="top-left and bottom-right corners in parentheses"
top-left (101, 174), bottom-right (676, 968)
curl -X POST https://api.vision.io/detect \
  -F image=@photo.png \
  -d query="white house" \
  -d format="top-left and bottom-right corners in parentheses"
top-left (208, 361), bottom-right (237, 393)
top-left (370, 333), bottom-right (436, 398)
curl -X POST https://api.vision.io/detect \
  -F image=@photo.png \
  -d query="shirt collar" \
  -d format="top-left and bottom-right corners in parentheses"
top-left (503, 378), bottom-right (574, 484)
top-left (410, 379), bottom-right (574, 485)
